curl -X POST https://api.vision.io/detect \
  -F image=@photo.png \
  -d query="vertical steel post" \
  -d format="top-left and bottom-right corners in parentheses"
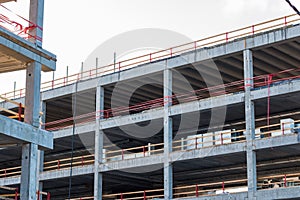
top-left (114, 52), bottom-right (116, 72)
top-left (14, 81), bottom-right (16, 99)
top-left (81, 62), bottom-right (84, 80)
top-left (66, 66), bottom-right (69, 84)
top-left (96, 57), bottom-right (99, 76)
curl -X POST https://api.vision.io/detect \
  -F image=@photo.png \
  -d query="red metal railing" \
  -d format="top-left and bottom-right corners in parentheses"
top-left (0, 186), bottom-right (18, 200)
top-left (1, 14), bottom-right (299, 100)
top-left (70, 171), bottom-right (300, 199)
top-left (0, 95), bottom-right (25, 121)
top-left (0, 5), bottom-right (42, 41)
top-left (253, 68), bottom-right (300, 88)
top-left (41, 66), bottom-right (300, 131)
top-left (0, 118), bottom-right (298, 180)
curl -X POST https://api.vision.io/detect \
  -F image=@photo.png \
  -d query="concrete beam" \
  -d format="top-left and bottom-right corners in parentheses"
top-left (252, 79), bottom-right (300, 100)
top-left (256, 186), bottom-right (300, 199)
top-left (170, 93), bottom-right (244, 116)
top-left (254, 134), bottom-right (300, 150)
top-left (171, 142), bottom-right (245, 162)
top-left (0, 27), bottom-right (56, 72)
top-left (172, 186), bottom-right (300, 200)
top-left (99, 109), bottom-right (163, 130)
top-left (0, 115), bottom-right (53, 149)
top-left (53, 122), bottom-right (95, 139)
top-left (173, 192), bottom-right (247, 200)
top-left (40, 165), bottom-right (94, 181)
top-left (0, 176), bottom-right (20, 186)
top-left (99, 155), bottom-right (164, 172)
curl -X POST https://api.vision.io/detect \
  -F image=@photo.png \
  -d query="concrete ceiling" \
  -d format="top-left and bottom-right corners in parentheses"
top-left (0, 49), bottom-right (27, 73)
top-left (0, 0), bottom-right (15, 3)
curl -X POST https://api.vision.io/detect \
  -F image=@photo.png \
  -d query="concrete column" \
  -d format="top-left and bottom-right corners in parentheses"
top-left (29, 0), bottom-right (44, 47)
top-left (21, 1), bottom-right (45, 199)
top-left (21, 143), bottom-right (38, 200)
top-left (94, 86), bottom-right (104, 200)
top-left (38, 101), bottom-right (46, 199)
top-left (163, 66), bottom-right (173, 200)
top-left (243, 49), bottom-right (257, 200)
top-left (21, 61), bottom-right (42, 200)
top-left (37, 150), bottom-right (44, 199)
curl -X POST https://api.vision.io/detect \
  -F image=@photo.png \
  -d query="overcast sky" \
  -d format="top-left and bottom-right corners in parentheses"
top-left (0, 0), bottom-right (299, 94)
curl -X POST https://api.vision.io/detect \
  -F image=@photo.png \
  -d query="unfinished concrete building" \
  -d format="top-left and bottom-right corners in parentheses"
top-left (0, 0), bottom-right (55, 199)
top-left (0, 3), bottom-right (300, 200)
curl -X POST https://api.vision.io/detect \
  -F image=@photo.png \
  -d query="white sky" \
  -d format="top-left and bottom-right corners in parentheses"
top-left (0, 0), bottom-right (300, 94)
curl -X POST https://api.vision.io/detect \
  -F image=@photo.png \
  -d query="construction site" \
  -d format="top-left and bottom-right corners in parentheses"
top-left (1, 0), bottom-right (300, 199)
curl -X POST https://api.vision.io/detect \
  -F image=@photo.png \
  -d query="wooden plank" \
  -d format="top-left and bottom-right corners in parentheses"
top-left (0, 106), bottom-right (18, 116)
top-left (0, 95), bottom-right (23, 107)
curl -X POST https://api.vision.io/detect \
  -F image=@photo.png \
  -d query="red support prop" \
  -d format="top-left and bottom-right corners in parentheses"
top-left (222, 181), bottom-right (225, 193)
top-left (282, 123), bottom-right (285, 135)
top-left (143, 190), bottom-right (146, 200)
top-left (15, 188), bottom-right (18, 200)
top-left (118, 62), bottom-right (121, 71)
top-left (57, 160), bottom-right (60, 169)
top-left (195, 137), bottom-right (197, 149)
top-left (170, 48), bottom-right (173, 57)
top-left (284, 16), bottom-right (287, 26)
top-left (47, 192), bottom-right (51, 200)
top-left (81, 156), bottom-right (84, 167)
top-left (194, 41), bottom-right (197, 50)
top-left (150, 53), bottom-right (152, 62)
top-left (143, 146), bottom-right (145, 157)
top-left (225, 32), bottom-right (229, 42)
top-left (37, 190), bottom-right (40, 200)
top-left (18, 103), bottom-right (22, 121)
top-left (284, 174), bottom-right (287, 187)
top-left (196, 184), bottom-right (199, 197)
top-left (51, 80), bottom-right (54, 89)
top-left (252, 25), bottom-right (255, 34)
top-left (120, 193), bottom-right (123, 200)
